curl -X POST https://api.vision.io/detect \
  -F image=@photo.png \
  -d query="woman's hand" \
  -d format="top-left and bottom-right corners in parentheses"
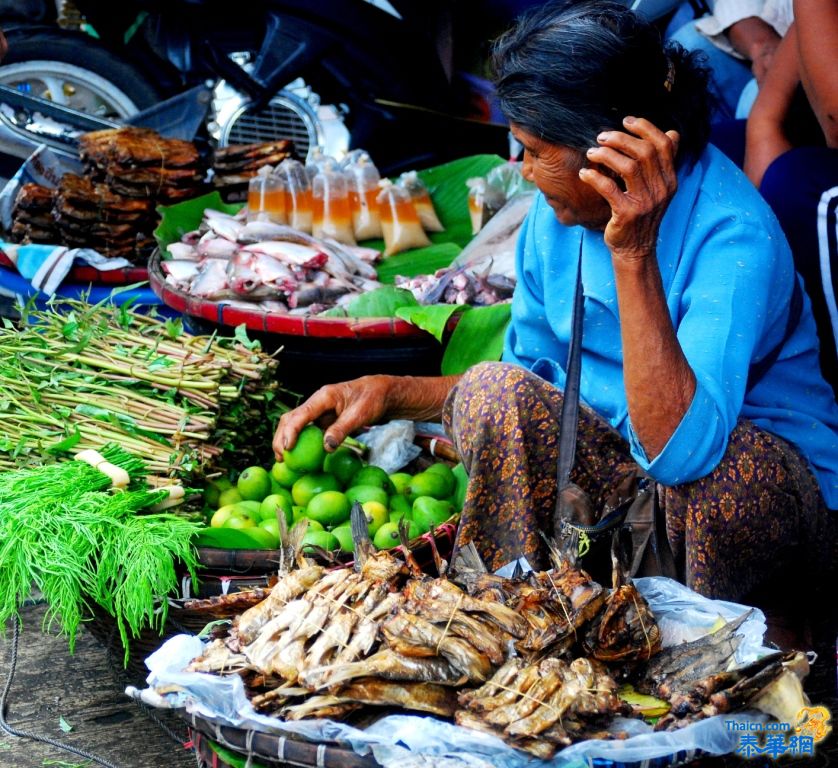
top-left (272, 374), bottom-right (460, 461)
top-left (0, 28), bottom-right (8, 62)
top-left (579, 117), bottom-right (680, 263)
top-left (273, 375), bottom-right (397, 459)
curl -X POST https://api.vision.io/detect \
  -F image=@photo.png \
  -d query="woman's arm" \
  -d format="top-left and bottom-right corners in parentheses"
top-left (726, 16), bottom-right (782, 83)
top-left (582, 117), bottom-right (695, 458)
top-left (273, 374), bottom-right (459, 458)
top-left (794, 0), bottom-right (838, 148)
top-left (743, 24), bottom-right (799, 186)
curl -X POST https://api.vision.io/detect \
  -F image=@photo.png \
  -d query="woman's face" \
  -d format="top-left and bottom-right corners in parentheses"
top-left (512, 124), bottom-right (612, 231)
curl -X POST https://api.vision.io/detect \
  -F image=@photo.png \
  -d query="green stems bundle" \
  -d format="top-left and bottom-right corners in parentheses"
top-left (0, 444), bottom-right (200, 660)
top-left (0, 298), bottom-right (284, 482)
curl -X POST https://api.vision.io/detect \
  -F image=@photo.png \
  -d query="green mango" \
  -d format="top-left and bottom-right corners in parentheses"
top-left (406, 470), bottom-right (453, 502)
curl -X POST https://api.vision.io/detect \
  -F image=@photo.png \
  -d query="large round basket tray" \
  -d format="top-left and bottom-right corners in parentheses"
top-left (148, 249), bottom-right (454, 395)
top-left (189, 712), bottom-right (380, 768)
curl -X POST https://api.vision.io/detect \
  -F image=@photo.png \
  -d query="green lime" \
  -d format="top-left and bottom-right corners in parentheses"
top-left (259, 494), bottom-right (293, 526)
top-left (372, 520), bottom-right (419, 549)
top-left (306, 491), bottom-right (351, 527)
top-left (324, 447), bottom-right (364, 487)
top-left (237, 466), bottom-right (273, 501)
top-left (292, 505), bottom-right (307, 522)
top-left (292, 517), bottom-right (324, 533)
top-left (388, 494), bottom-right (412, 516)
top-left (412, 496), bottom-right (455, 534)
top-left (389, 508), bottom-right (412, 524)
top-left (291, 473), bottom-right (341, 507)
top-left (224, 514), bottom-right (256, 530)
top-left (301, 529), bottom-right (339, 553)
top-left (284, 424), bottom-right (327, 473)
top-left (424, 463), bottom-right (456, 495)
top-left (331, 524), bottom-right (355, 554)
top-left (345, 484), bottom-right (388, 508)
top-left (210, 504), bottom-right (237, 528)
top-left (234, 500), bottom-right (262, 521)
top-left (257, 519), bottom-right (281, 548)
top-left (362, 500), bottom-right (389, 535)
top-left (271, 461), bottom-right (302, 488)
top-left (388, 472), bottom-right (412, 495)
top-left (405, 471), bottom-right (452, 502)
top-left (247, 525), bottom-right (279, 549)
top-left (217, 487), bottom-right (243, 507)
top-left (203, 477), bottom-right (233, 508)
top-left (349, 465), bottom-right (395, 494)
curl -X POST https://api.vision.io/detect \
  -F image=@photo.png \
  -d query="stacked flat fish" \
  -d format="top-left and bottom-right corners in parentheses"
top-left (213, 140), bottom-right (295, 190)
top-left (78, 127), bottom-right (205, 204)
top-left (10, 183), bottom-right (58, 244)
top-left (163, 208), bottom-right (381, 313)
top-left (53, 173), bottom-right (157, 260)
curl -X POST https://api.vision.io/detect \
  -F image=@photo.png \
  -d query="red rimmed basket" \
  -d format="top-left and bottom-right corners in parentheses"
top-left (147, 249), bottom-right (456, 397)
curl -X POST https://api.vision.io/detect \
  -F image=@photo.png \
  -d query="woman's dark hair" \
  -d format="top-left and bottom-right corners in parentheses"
top-left (492, 0), bottom-right (713, 165)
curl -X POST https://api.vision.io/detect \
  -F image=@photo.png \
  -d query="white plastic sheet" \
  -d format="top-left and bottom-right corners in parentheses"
top-left (130, 577), bottom-right (771, 768)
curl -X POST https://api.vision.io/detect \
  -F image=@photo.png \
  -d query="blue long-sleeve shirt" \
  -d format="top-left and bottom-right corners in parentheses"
top-left (503, 144), bottom-right (838, 508)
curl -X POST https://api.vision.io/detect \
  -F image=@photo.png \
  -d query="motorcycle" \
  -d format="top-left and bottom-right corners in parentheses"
top-left (0, 0), bottom-right (510, 176)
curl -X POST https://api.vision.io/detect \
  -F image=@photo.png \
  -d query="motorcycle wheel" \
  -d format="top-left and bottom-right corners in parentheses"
top-left (0, 27), bottom-right (164, 120)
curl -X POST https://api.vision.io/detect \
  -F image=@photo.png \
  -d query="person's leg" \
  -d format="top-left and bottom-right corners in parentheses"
top-left (760, 146), bottom-right (838, 399)
top-left (668, 19), bottom-right (753, 121)
top-left (659, 420), bottom-right (837, 603)
top-left (442, 362), bottom-right (636, 571)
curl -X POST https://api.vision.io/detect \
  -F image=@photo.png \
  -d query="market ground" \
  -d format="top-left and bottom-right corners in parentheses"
top-left (0, 601), bottom-right (195, 768)
top-left (2, 601), bottom-right (837, 768)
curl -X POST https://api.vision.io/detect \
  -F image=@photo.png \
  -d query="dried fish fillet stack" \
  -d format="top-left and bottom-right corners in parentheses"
top-left (10, 183), bottom-right (58, 244)
top-left (455, 657), bottom-right (629, 759)
top-left (213, 140), bottom-right (295, 189)
top-left (53, 174), bottom-right (157, 260)
top-left (78, 127), bottom-right (205, 204)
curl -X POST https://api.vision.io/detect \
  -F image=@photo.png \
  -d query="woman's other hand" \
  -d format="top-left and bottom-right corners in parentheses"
top-left (580, 117), bottom-right (680, 262)
top-left (272, 374), bottom-right (460, 460)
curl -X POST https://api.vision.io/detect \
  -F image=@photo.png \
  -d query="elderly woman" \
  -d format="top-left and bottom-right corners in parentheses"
top-left (275, 1), bottom-right (838, 608)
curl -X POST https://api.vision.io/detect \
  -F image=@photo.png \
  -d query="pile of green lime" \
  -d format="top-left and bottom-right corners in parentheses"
top-left (201, 424), bottom-right (466, 553)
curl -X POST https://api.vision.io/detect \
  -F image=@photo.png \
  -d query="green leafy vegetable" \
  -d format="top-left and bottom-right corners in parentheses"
top-left (395, 304), bottom-right (465, 343)
top-left (154, 191), bottom-right (241, 254)
top-left (441, 304), bottom-right (512, 375)
top-left (341, 286), bottom-right (418, 318)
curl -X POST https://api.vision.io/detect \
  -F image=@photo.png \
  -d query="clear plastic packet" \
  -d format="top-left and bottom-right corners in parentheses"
top-left (466, 176), bottom-right (506, 235)
top-left (305, 147), bottom-right (338, 182)
top-left (345, 154), bottom-right (383, 241)
top-left (339, 148), bottom-right (373, 170)
top-left (486, 162), bottom-right (535, 201)
top-left (397, 171), bottom-right (444, 233)
top-left (312, 168), bottom-right (356, 245)
top-left (376, 180), bottom-right (431, 256)
top-left (246, 166), bottom-right (287, 224)
top-left (276, 158), bottom-right (313, 233)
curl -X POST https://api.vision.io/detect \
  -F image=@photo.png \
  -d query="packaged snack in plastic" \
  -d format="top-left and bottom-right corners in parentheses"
top-left (276, 158), bottom-right (313, 233)
top-left (345, 154), bottom-right (383, 240)
top-left (339, 148), bottom-right (373, 170)
top-left (376, 180), bottom-right (431, 256)
top-left (312, 168), bottom-right (356, 244)
top-left (305, 147), bottom-right (338, 182)
top-left (466, 176), bottom-right (506, 235)
top-left (246, 166), bottom-right (286, 224)
top-left (397, 170), bottom-right (444, 232)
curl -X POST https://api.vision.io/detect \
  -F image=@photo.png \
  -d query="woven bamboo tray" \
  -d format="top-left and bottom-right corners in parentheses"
top-left (189, 713), bottom-right (380, 768)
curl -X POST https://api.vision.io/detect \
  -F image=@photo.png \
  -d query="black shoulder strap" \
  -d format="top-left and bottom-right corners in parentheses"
top-left (746, 277), bottom-right (803, 392)
top-left (555, 236), bottom-right (584, 498)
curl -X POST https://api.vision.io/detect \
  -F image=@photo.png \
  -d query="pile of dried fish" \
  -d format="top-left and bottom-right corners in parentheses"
top-left (163, 209), bottom-right (381, 312)
top-left (10, 183), bottom-right (58, 244)
top-left (212, 140), bottom-right (296, 190)
top-left (78, 127), bottom-right (205, 204)
top-left (179, 511), bottom-right (810, 759)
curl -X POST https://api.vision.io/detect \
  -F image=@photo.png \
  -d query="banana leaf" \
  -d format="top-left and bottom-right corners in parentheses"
top-left (154, 191), bottom-right (242, 252)
top-left (441, 303), bottom-right (512, 375)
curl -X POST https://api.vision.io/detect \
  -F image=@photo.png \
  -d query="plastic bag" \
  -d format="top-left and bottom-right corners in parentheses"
top-left (356, 420), bottom-right (422, 474)
top-left (246, 165), bottom-right (286, 224)
top-left (312, 168), bottom-right (356, 245)
top-left (398, 171), bottom-right (444, 233)
top-left (0, 144), bottom-right (82, 231)
top-left (346, 154), bottom-right (383, 241)
top-left (377, 180), bottom-right (431, 256)
top-left (276, 159), bottom-right (313, 234)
